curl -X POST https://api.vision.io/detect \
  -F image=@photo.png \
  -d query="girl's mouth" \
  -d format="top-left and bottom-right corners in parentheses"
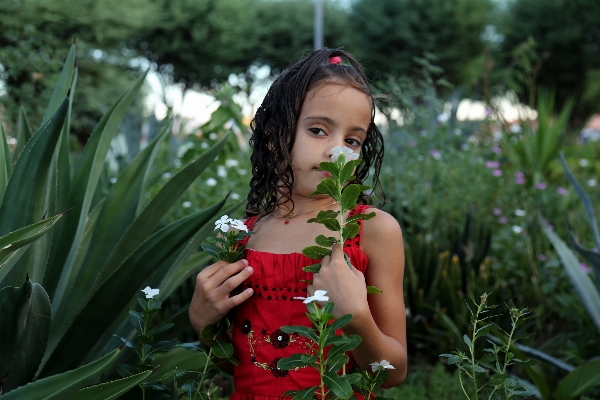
top-left (319, 170), bottom-right (331, 178)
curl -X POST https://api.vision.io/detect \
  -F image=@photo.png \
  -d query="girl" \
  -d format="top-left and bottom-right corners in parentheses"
top-left (189, 48), bottom-right (407, 399)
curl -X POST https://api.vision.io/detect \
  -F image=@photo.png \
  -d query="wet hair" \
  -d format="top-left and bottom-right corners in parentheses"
top-left (245, 48), bottom-right (385, 217)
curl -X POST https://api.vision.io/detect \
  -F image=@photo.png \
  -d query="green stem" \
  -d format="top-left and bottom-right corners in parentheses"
top-left (470, 303), bottom-right (483, 400)
top-left (458, 369), bottom-right (472, 400)
top-left (319, 319), bottom-right (326, 399)
top-left (337, 178), bottom-right (345, 249)
top-left (198, 345), bottom-right (213, 391)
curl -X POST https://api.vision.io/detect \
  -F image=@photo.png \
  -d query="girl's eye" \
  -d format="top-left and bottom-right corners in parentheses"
top-left (345, 138), bottom-right (362, 147)
top-left (309, 128), bottom-right (326, 136)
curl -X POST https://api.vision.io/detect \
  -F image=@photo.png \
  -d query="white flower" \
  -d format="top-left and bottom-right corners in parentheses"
top-left (331, 146), bottom-right (359, 164)
top-left (215, 215), bottom-right (233, 233)
top-left (217, 166), bottom-right (227, 178)
top-left (509, 124), bottom-right (522, 134)
top-left (141, 286), bottom-right (160, 299)
top-left (293, 290), bottom-right (329, 304)
top-left (209, 133), bottom-right (218, 140)
top-left (231, 192), bottom-right (241, 200)
top-left (201, 142), bottom-right (209, 149)
top-left (437, 113), bottom-right (449, 123)
top-left (162, 172), bottom-right (172, 179)
top-left (588, 179), bottom-right (597, 187)
top-left (109, 177), bottom-right (117, 184)
top-left (230, 219), bottom-right (249, 232)
top-left (515, 209), bottom-right (526, 217)
top-left (579, 159), bottom-right (589, 167)
top-left (238, 169), bottom-right (247, 175)
top-left (225, 159), bottom-right (239, 167)
top-left (512, 225), bottom-right (523, 234)
top-left (206, 178), bottom-right (217, 186)
top-left (370, 360), bottom-right (395, 373)
top-left (182, 201), bottom-right (192, 208)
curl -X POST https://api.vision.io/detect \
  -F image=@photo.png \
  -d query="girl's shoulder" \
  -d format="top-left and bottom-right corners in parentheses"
top-left (360, 207), bottom-right (403, 254)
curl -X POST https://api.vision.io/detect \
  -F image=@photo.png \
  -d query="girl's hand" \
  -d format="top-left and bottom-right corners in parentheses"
top-left (189, 259), bottom-right (254, 335)
top-left (309, 244), bottom-right (369, 320)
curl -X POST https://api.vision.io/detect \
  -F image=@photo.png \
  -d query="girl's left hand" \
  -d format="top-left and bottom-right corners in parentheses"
top-left (308, 243), bottom-right (369, 320)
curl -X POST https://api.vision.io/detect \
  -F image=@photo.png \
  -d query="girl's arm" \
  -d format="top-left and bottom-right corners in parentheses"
top-left (311, 209), bottom-right (407, 387)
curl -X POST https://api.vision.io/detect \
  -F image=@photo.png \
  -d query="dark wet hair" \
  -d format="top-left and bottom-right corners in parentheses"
top-left (245, 48), bottom-right (385, 217)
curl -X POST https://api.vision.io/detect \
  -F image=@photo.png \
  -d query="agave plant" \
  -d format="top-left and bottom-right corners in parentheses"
top-left (0, 42), bottom-right (235, 398)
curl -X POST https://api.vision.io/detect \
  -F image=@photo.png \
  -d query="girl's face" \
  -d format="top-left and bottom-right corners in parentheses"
top-left (289, 82), bottom-right (372, 198)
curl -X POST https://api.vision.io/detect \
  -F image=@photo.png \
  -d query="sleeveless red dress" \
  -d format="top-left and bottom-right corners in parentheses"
top-left (230, 205), bottom-right (372, 400)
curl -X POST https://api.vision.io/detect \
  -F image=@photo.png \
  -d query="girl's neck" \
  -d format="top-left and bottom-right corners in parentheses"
top-left (276, 196), bottom-right (338, 217)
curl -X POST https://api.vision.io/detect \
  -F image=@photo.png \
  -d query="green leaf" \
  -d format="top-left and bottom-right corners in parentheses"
top-left (320, 218), bottom-right (342, 232)
top-left (42, 44), bottom-right (76, 124)
top-left (302, 263), bottom-right (322, 273)
top-left (0, 279), bottom-right (52, 393)
top-left (439, 353), bottom-right (461, 365)
top-left (327, 354), bottom-right (349, 372)
top-left (149, 347), bottom-right (208, 382)
top-left (1, 348), bottom-right (120, 400)
top-left (315, 235), bottom-right (337, 247)
top-left (328, 314), bottom-right (353, 332)
top-left (211, 338), bottom-right (234, 359)
top-left (540, 215), bottom-right (600, 336)
top-left (339, 160), bottom-right (360, 185)
top-left (149, 323), bottom-right (174, 336)
top-left (41, 198), bottom-right (226, 377)
top-left (310, 178), bottom-right (338, 199)
top-left (277, 354), bottom-right (315, 370)
top-left (318, 161), bottom-right (340, 180)
top-left (323, 371), bottom-right (353, 398)
top-left (302, 246), bottom-right (332, 259)
top-left (0, 122), bottom-right (11, 202)
top-left (70, 369), bottom-right (153, 400)
top-left (488, 373), bottom-right (508, 386)
top-left (346, 212), bottom-right (376, 224)
top-left (328, 334), bottom-right (361, 361)
top-left (366, 286), bottom-right (382, 294)
top-left (554, 358), bottom-right (600, 400)
top-left (310, 210), bottom-right (339, 221)
top-left (463, 334), bottom-right (473, 348)
top-left (13, 106), bottom-right (33, 164)
top-left (49, 69), bottom-right (148, 305)
top-left (280, 325), bottom-right (318, 342)
top-left (340, 184), bottom-right (360, 213)
top-left (282, 386), bottom-right (318, 400)
top-left (342, 223), bottom-right (360, 242)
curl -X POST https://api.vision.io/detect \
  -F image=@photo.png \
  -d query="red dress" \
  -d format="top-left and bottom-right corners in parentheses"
top-left (230, 205), bottom-right (372, 400)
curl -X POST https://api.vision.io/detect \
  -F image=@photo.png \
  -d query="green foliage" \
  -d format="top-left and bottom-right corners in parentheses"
top-left (0, 43), bottom-right (233, 398)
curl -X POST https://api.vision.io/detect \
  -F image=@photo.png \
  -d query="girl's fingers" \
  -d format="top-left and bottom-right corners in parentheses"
top-left (217, 264), bottom-right (254, 296)
top-left (227, 287), bottom-right (254, 308)
top-left (307, 283), bottom-right (314, 297)
top-left (211, 259), bottom-right (250, 287)
top-left (198, 259), bottom-right (229, 279)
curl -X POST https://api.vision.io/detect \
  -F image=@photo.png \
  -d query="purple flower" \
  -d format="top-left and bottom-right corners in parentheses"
top-left (486, 107), bottom-right (493, 117)
top-left (492, 146), bottom-right (501, 154)
top-left (493, 169), bottom-right (503, 177)
top-left (557, 187), bottom-right (568, 196)
top-left (515, 171), bottom-right (526, 185)
top-left (499, 217), bottom-right (508, 224)
top-left (430, 150), bottom-right (441, 160)
top-left (538, 254), bottom-right (546, 262)
top-left (493, 208), bottom-right (502, 216)
top-left (410, 140), bottom-right (417, 147)
top-left (486, 161), bottom-right (500, 169)
top-left (535, 182), bottom-right (547, 190)
top-left (581, 263), bottom-right (591, 274)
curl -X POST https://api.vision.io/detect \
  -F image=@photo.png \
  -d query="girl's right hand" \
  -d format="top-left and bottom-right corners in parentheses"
top-left (189, 259), bottom-right (254, 335)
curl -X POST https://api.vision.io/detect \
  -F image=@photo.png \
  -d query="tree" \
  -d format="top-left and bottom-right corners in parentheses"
top-left (346, 0), bottom-right (494, 85)
top-left (500, 0), bottom-right (600, 118)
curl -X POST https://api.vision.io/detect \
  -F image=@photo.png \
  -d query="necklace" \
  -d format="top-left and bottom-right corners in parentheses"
top-left (280, 201), bottom-right (337, 224)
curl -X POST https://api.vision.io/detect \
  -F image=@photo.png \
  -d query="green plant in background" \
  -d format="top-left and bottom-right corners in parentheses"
top-left (0, 42), bottom-right (236, 398)
top-left (503, 92), bottom-right (574, 188)
top-left (440, 293), bottom-right (538, 399)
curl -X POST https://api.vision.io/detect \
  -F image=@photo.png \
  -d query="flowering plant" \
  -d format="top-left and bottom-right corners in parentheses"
top-left (202, 215), bottom-right (251, 263)
top-left (301, 146), bottom-right (381, 294)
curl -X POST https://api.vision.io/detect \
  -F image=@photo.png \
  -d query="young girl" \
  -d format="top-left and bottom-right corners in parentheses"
top-left (189, 48), bottom-right (407, 399)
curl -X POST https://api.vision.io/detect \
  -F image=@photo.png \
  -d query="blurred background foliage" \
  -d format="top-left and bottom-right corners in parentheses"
top-left (1, 0), bottom-right (600, 398)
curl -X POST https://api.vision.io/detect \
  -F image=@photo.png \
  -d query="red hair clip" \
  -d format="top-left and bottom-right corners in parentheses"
top-left (328, 56), bottom-right (342, 65)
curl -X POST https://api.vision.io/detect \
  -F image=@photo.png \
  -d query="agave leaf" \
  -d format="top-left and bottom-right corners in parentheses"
top-left (554, 358), bottom-right (600, 400)
top-left (41, 197), bottom-right (226, 377)
top-left (49, 69), bottom-right (148, 309)
top-left (148, 346), bottom-right (208, 382)
top-left (0, 122), bottom-right (11, 202)
top-left (0, 97), bottom-right (69, 239)
top-left (0, 278), bottom-right (52, 393)
top-left (41, 43), bottom-right (76, 124)
top-left (560, 152), bottom-right (600, 251)
top-left (1, 348), bottom-right (120, 400)
top-left (540, 215), bottom-right (600, 337)
top-left (69, 370), bottom-right (152, 400)
top-left (137, 122), bottom-right (170, 214)
top-left (13, 106), bottom-right (33, 164)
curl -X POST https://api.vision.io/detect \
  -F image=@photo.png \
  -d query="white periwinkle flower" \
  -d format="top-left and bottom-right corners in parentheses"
top-left (217, 166), bottom-right (227, 178)
top-left (515, 209), bottom-right (526, 217)
top-left (215, 215), bottom-right (233, 232)
top-left (141, 286), bottom-right (160, 299)
top-left (588, 179), bottom-right (597, 187)
top-left (162, 172), bottom-right (172, 179)
top-left (182, 201), bottom-right (192, 208)
top-left (580, 159), bottom-right (589, 167)
top-left (206, 178), bottom-right (217, 187)
top-left (331, 146), bottom-right (359, 164)
top-left (370, 360), bottom-right (396, 373)
top-left (230, 219), bottom-right (249, 232)
top-left (512, 225), bottom-right (523, 234)
top-left (231, 192), bottom-right (241, 200)
top-left (225, 159), bottom-right (239, 167)
top-left (293, 290), bottom-right (329, 304)
top-left (109, 177), bottom-right (117, 184)
top-left (437, 113), bottom-right (449, 123)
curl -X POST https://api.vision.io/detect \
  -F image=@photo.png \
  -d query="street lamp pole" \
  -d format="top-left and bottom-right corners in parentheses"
top-left (314, 0), bottom-right (323, 50)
